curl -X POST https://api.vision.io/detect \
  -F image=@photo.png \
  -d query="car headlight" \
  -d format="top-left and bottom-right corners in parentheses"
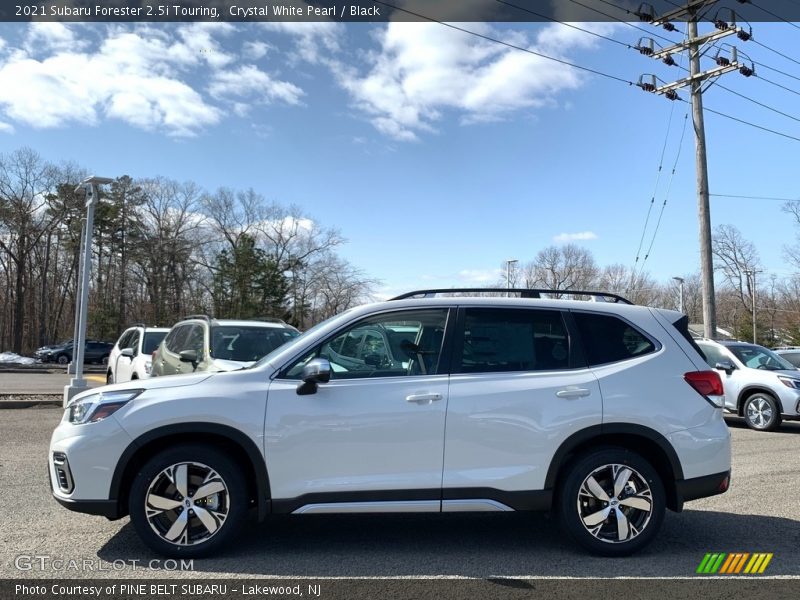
top-left (778, 376), bottom-right (800, 390)
top-left (144, 360), bottom-right (152, 375)
top-left (67, 389), bottom-right (143, 424)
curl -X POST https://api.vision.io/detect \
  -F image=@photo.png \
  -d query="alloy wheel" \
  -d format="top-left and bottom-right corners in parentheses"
top-left (745, 396), bottom-right (774, 429)
top-left (576, 463), bottom-right (653, 544)
top-left (144, 461), bottom-right (230, 546)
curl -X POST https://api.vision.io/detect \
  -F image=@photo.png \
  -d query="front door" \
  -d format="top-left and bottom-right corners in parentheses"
top-left (265, 308), bottom-right (452, 511)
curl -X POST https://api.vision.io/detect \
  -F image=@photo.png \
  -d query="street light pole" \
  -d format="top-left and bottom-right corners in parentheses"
top-left (63, 176), bottom-right (114, 407)
top-left (505, 259), bottom-right (518, 297)
top-left (672, 276), bottom-right (685, 314)
top-left (744, 269), bottom-right (758, 344)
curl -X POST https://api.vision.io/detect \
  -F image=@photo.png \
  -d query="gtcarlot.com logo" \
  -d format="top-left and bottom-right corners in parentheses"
top-left (696, 553), bottom-right (773, 575)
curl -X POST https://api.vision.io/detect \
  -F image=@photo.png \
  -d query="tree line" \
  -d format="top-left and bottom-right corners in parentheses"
top-left (503, 222), bottom-right (800, 346)
top-left (2, 145), bottom-right (798, 355)
top-left (0, 147), bottom-right (378, 354)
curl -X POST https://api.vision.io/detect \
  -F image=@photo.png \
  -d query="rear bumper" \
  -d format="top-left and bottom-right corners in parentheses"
top-left (675, 470), bottom-right (731, 505)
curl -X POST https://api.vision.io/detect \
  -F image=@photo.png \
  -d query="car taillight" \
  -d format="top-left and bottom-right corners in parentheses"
top-left (684, 370), bottom-right (724, 407)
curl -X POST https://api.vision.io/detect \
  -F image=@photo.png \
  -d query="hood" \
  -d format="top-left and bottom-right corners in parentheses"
top-left (773, 369), bottom-right (800, 378)
top-left (70, 372), bottom-right (213, 404)
top-left (210, 358), bottom-right (255, 371)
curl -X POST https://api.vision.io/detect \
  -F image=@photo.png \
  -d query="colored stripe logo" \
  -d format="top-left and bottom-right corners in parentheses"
top-left (696, 553), bottom-right (773, 574)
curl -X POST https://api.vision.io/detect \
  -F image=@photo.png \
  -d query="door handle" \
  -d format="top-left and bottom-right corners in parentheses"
top-left (406, 393), bottom-right (443, 404)
top-left (556, 387), bottom-right (591, 399)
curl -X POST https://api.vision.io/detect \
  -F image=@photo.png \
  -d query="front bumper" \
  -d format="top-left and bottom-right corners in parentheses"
top-left (48, 411), bottom-right (133, 516)
top-left (52, 495), bottom-right (122, 519)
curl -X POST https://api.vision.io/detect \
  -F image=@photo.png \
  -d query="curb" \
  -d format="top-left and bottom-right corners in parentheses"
top-left (0, 395), bottom-right (63, 409)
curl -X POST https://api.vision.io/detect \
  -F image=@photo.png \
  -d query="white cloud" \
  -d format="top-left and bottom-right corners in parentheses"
top-left (209, 65), bottom-right (304, 106)
top-left (0, 121), bottom-right (14, 134)
top-left (259, 21), bottom-right (343, 64)
top-left (24, 22), bottom-right (89, 55)
top-left (0, 24), bottom-right (257, 136)
top-left (242, 40), bottom-right (274, 60)
top-left (553, 231), bottom-right (598, 243)
top-left (333, 22), bottom-right (607, 141)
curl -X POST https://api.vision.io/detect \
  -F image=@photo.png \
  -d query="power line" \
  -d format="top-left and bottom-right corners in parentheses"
top-left (372, 1), bottom-right (636, 86)
top-left (701, 103), bottom-right (800, 142)
top-left (752, 39), bottom-right (800, 69)
top-left (745, 1), bottom-right (800, 31)
top-left (494, 0), bottom-right (633, 49)
top-left (641, 111), bottom-right (690, 268)
top-left (561, 0), bottom-right (682, 45)
top-left (714, 81), bottom-right (800, 123)
top-left (753, 60), bottom-right (800, 84)
top-left (711, 193), bottom-right (800, 202)
top-left (757, 73), bottom-right (800, 97)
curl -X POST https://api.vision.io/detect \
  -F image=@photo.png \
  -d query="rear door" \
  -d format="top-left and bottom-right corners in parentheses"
top-left (443, 307), bottom-right (601, 506)
top-left (116, 330), bottom-right (139, 382)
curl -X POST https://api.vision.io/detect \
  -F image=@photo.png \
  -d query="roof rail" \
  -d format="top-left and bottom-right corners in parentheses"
top-left (390, 288), bottom-right (633, 304)
top-left (181, 314), bottom-right (213, 322)
top-left (251, 317), bottom-right (288, 324)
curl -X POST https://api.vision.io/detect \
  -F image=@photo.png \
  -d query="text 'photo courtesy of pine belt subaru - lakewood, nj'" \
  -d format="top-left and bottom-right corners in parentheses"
top-left (49, 289), bottom-right (731, 558)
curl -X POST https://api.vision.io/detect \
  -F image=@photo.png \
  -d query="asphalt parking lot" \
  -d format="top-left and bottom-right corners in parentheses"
top-left (1, 406), bottom-right (798, 582)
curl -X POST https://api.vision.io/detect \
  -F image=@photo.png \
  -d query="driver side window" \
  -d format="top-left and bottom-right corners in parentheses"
top-left (281, 309), bottom-right (450, 380)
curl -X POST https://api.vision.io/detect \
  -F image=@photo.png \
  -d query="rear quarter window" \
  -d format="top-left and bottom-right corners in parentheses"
top-left (572, 311), bottom-right (657, 367)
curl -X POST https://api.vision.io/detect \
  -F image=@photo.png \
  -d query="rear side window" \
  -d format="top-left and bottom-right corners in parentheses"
top-left (459, 308), bottom-right (570, 373)
top-left (573, 312), bottom-right (656, 366)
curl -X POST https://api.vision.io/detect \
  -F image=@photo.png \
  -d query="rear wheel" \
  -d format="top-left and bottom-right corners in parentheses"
top-left (742, 393), bottom-right (782, 431)
top-left (557, 448), bottom-right (665, 556)
top-left (129, 445), bottom-right (248, 557)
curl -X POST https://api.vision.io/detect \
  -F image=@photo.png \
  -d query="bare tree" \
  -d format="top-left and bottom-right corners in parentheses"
top-left (0, 148), bottom-right (57, 352)
top-left (712, 224), bottom-right (760, 314)
top-left (522, 244), bottom-right (599, 293)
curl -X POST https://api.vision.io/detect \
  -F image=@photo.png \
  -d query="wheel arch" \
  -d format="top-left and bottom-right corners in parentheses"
top-left (110, 423), bottom-right (270, 521)
top-left (736, 386), bottom-right (784, 416)
top-left (545, 423), bottom-right (684, 512)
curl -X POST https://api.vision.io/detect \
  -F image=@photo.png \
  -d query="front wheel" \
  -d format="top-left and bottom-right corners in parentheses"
top-left (557, 448), bottom-right (665, 556)
top-left (129, 445), bottom-right (248, 557)
top-left (743, 393), bottom-right (782, 431)
top-left (106, 371), bottom-right (114, 384)
top-left (57, 354), bottom-right (69, 365)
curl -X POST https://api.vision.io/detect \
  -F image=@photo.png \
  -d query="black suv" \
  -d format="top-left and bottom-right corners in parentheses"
top-left (39, 340), bottom-right (114, 365)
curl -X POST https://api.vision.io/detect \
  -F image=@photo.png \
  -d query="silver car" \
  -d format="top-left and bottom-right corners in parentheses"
top-left (696, 339), bottom-right (800, 431)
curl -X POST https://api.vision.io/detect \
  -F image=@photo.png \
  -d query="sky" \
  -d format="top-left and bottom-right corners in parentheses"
top-left (0, 14), bottom-right (798, 299)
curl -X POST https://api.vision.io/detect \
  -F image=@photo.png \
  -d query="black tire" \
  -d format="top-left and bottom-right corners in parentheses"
top-left (742, 392), bottom-right (782, 432)
top-left (557, 447), bottom-right (665, 557)
top-left (106, 371), bottom-right (114, 385)
top-left (57, 354), bottom-right (69, 365)
top-left (129, 445), bottom-right (248, 558)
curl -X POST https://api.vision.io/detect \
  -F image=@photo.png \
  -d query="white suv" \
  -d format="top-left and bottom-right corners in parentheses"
top-left (696, 339), bottom-right (800, 431)
top-left (107, 325), bottom-right (170, 384)
top-left (50, 289), bottom-right (731, 558)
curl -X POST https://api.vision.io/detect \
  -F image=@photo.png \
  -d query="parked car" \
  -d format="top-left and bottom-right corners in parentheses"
top-left (50, 288), bottom-right (730, 558)
top-left (39, 340), bottom-right (113, 365)
top-left (696, 339), bottom-right (800, 431)
top-left (772, 346), bottom-right (800, 368)
top-left (151, 315), bottom-right (299, 377)
top-left (107, 325), bottom-right (170, 384)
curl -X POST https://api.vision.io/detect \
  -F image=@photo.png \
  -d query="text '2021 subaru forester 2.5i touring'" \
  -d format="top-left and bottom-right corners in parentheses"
top-left (50, 289), bottom-right (731, 557)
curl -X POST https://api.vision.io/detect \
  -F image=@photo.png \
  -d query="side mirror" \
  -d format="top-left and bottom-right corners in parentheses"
top-left (297, 358), bottom-right (331, 395)
top-left (121, 347), bottom-right (135, 358)
top-left (179, 349), bottom-right (199, 368)
top-left (715, 360), bottom-right (735, 374)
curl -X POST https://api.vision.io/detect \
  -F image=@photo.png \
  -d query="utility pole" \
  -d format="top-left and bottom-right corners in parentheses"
top-left (688, 16), bottom-right (717, 340)
top-left (505, 259), bottom-right (518, 297)
top-left (635, 0), bottom-right (755, 340)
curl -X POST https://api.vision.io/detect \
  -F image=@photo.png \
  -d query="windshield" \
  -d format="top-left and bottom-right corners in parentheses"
top-left (210, 326), bottom-right (299, 363)
top-left (727, 344), bottom-right (797, 371)
top-left (143, 331), bottom-right (167, 355)
top-left (250, 312), bottom-right (350, 369)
